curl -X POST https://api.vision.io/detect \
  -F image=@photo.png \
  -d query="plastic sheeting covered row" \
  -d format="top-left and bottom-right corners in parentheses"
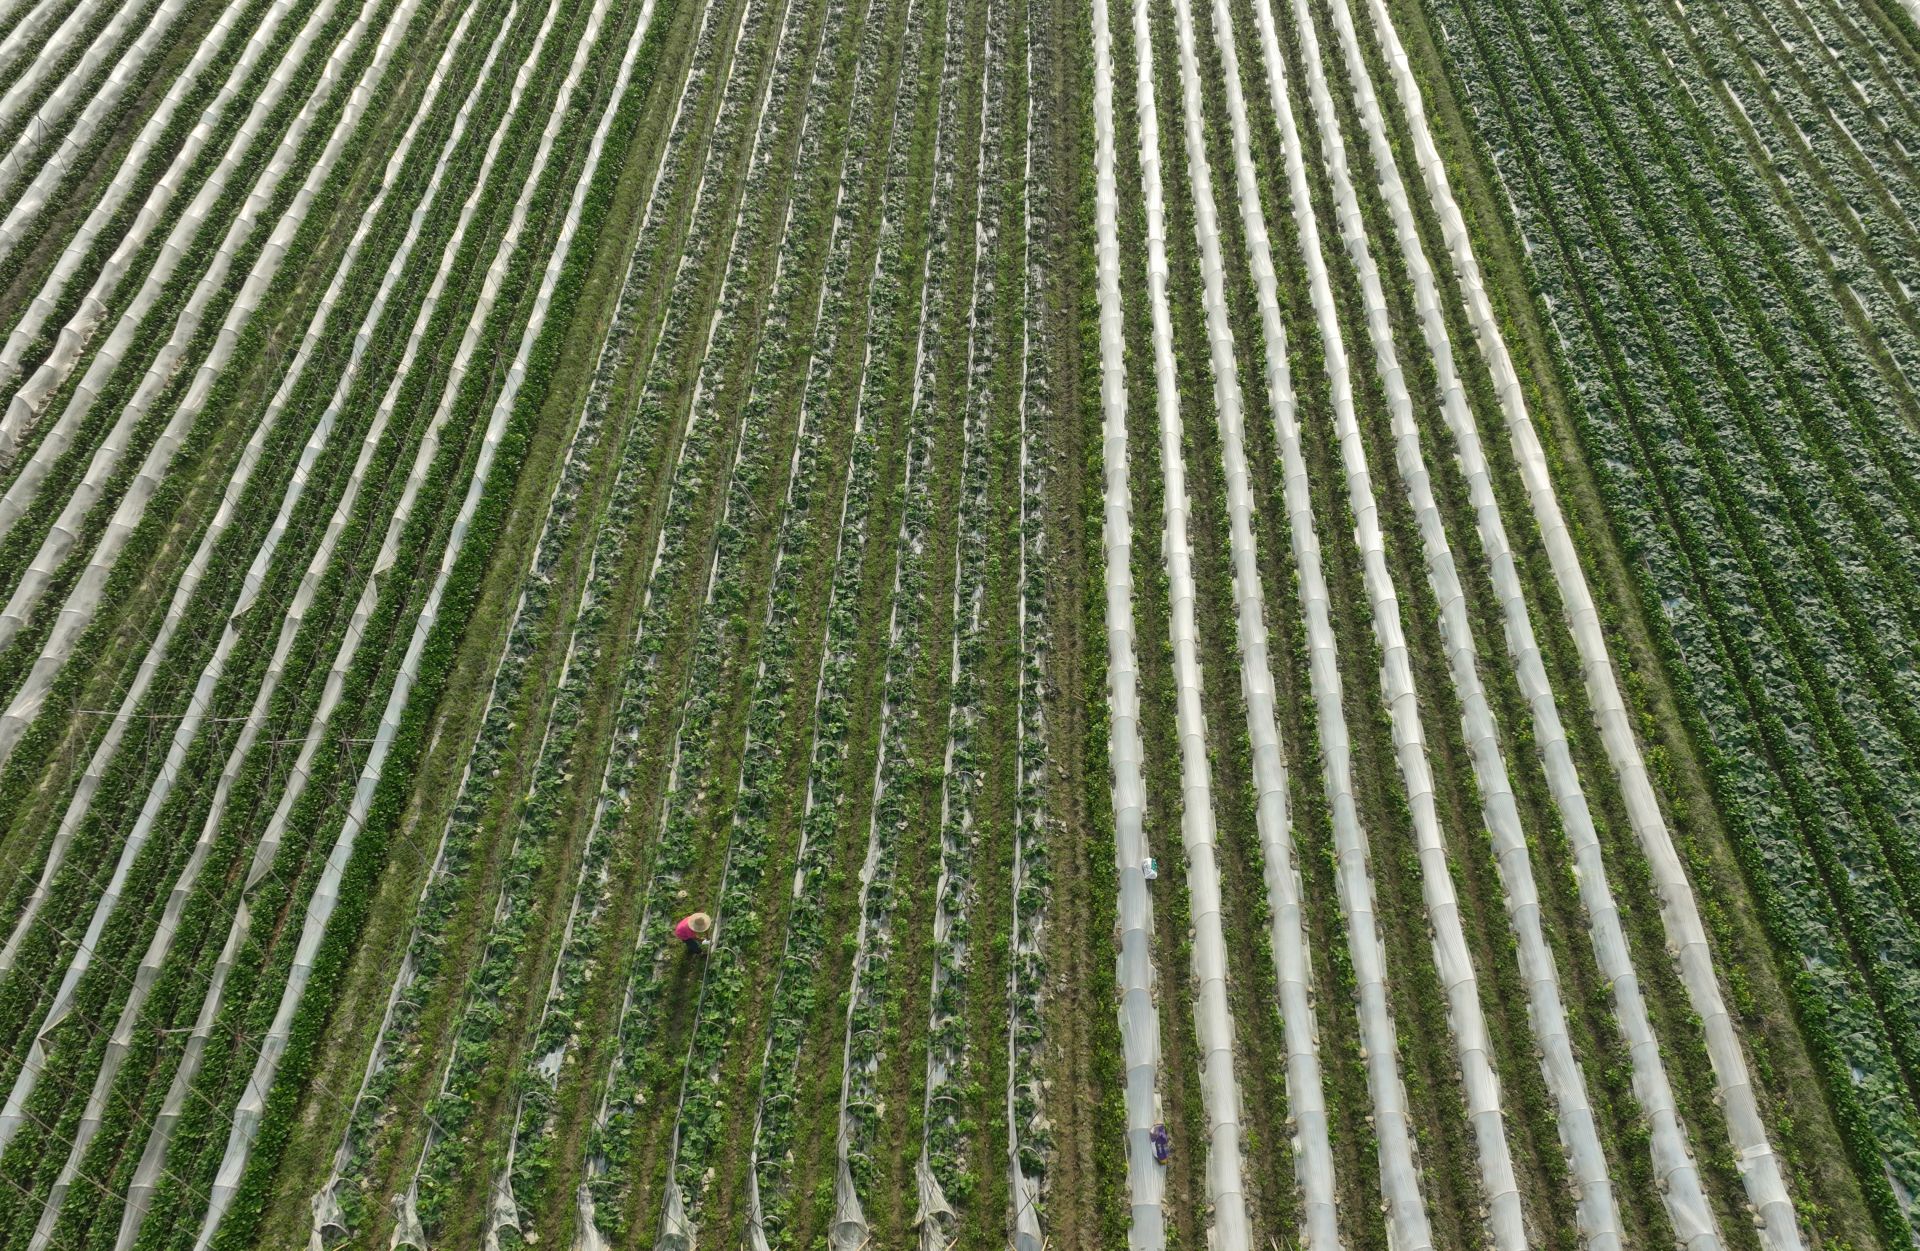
top-left (0, 0), bottom-right (405, 1169)
top-left (1349, 0), bottom-right (1759, 1244)
top-left (0, 0), bottom-right (356, 525)
top-left (1320, 0), bottom-right (1638, 1243)
top-left (1191, 0), bottom-right (1347, 1240)
top-left (107, 0), bottom-right (544, 1229)
top-left (0, 0), bottom-right (504, 992)
top-left (0, 0), bottom-right (332, 464)
top-left (0, 0), bottom-right (84, 84)
top-left (1130, 0), bottom-right (1254, 1240)
top-left (0, 0), bottom-right (256, 293)
top-left (1091, 0), bottom-right (1166, 1241)
top-left (1240, 0), bottom-right (1435, 1241)
top-left (0, 0), bottom-right (193, 205)
top-left (188, 0), bottom-right (657, 1238)
top-left (354, 0), bottom-right (634, 1242)
top-left (1360, 0), bottom-right (1805, 1243)
top-left (0, 0), bottom-right (423, 780)
top-left (0, 8), bottom-right (489, 1238)
top-left (1290, 0), bottom-right (1530, 1242)
top-left (0, 0), bottom-right (134, 143)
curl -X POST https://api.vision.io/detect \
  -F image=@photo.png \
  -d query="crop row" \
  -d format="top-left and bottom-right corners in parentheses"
top-left (1426, 0), bottom-right (1920, 1233)
top-left (18, 0), bottom-right (629, 1227)
top-left (1123, 0), bottom-right (1265, 1234)
top-left (0, 0), bottom-right (413, 674)
top-left (499, 0), bottom-right (829, 1233)
top-left (104, 0), bottom-right (636, 1237)
top-left (1669, 0), bottom-right (1920, 433)
top-left (299, 0), bottom-right (671, 1240)
top-left (0, 0), bottom-right (531, 1205)
top-left (0, 0), bottom-right (361, 492)
top-left (728, 0), bottom-right (942, 1234)
top-left (1224, 0), bottom-right (1453, 1240)
top-left (1185, 0), bottom-right (1344, 1233)
top-left (1567, 0), bottom-right (1920, 1140)
top-left (1086, 0), bottom-right (1168, 1239)
top-left (0, 0), bottom-right (291, 355)
top-left (0, 0), bottom-right (506, 989)
top-left (176, 0), bottom-right (674, 1239)
top-left (384, 0), bottom-right (761, 1238)
top-left (0, 0), bottom-right (148, 158)
top-left (0, 0), bottom-right (86, 86)
top-left (821, 0), bottom-right (970, 1228)
top-left (1006, 0), bottom-right (1051, 1234)
top-left (580, 0), bottom-right (892, 1239)
top-left (0, 0), bottom-right (430, 818)
top-left (299, 0), bottom-right (700, 1230)
top-left (1359, 0), bottom-right (1834, 1239)
top-left (1323, 0), bottom-right (1750, 1240)
top-left (0, 5), bottom-right (521, 1244)
top-left (0, 0), bottom-right (539, 1133)
top-left (0, 0), bottom-right (226, 267)
top-left (0, 0), bottom-right (189, 219)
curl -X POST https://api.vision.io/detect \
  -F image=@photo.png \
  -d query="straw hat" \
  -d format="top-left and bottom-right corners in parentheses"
top-left (686, 912), bottom-right (712, 934)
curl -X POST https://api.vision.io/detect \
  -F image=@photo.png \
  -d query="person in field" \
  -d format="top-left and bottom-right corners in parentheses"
top-left (675, 911), bottom-right (712, 954)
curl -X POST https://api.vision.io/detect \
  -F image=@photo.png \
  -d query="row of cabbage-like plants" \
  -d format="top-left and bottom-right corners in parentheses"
top-left (500, 0), bottom-right (832, 1233)
top-left (728, 0), bottom-right (944, 1235)
top-left (587, 0), bottom-right (891, 1238)
top-left (823, 0), bottom-right (978, 1235)
top-left (383, 0), bottom-right (764, 1237)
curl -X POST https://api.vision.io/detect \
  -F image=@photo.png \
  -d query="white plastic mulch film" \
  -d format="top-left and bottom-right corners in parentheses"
top-left (0, 0), bottom-right (138, 145)
top-left (1092, 0), bottom-right (1165, 1239)
top-left (0, 0), bottom-right (515, 1023)
top-left (0, 0), bottom-right (195, 203)
top-left (0, 0), bottom-right (405, 621)
top-left (0, 0), bottom-right (418, 1187)
top-left (1358, 0), bottom-right (1804, 1243)
top-left (0, 0), bottom-right (451, 789)
top-left (1323, 0), bottom-right (1684, 1242)
top-left (1286, 0), bottom-right (1528, 1242)
top-left (0, 0), bottom-right (78, 81)
top-left (1183, 0), bottom-right (1347, 1238)
top-left (0, 0), bottom-right (342, 478)
top-left (1238, 0), bottom-right (1432, 1242)
top-left (299, 5), bottom-right (530, 1243)
top-left (0, 0), bottom-right (275, 309)
top-left (8, 4), bottom-right (537, 1222)
top-left (184, 0), bottom-right (659, 1238)
top-left (1130, 0), bottom-right (1255, 1238)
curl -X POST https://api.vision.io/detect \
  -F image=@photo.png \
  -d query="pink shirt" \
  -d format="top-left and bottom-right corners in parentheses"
top-left (675, 917), bottom-right (701, 942)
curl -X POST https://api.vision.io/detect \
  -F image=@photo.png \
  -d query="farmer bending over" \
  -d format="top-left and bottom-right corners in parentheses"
top-left (675, 911), bottom-right (712, 955)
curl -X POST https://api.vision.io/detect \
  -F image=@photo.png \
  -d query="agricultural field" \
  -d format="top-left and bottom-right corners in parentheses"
top-left (0, 0), bottom-right (1911, 1237)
